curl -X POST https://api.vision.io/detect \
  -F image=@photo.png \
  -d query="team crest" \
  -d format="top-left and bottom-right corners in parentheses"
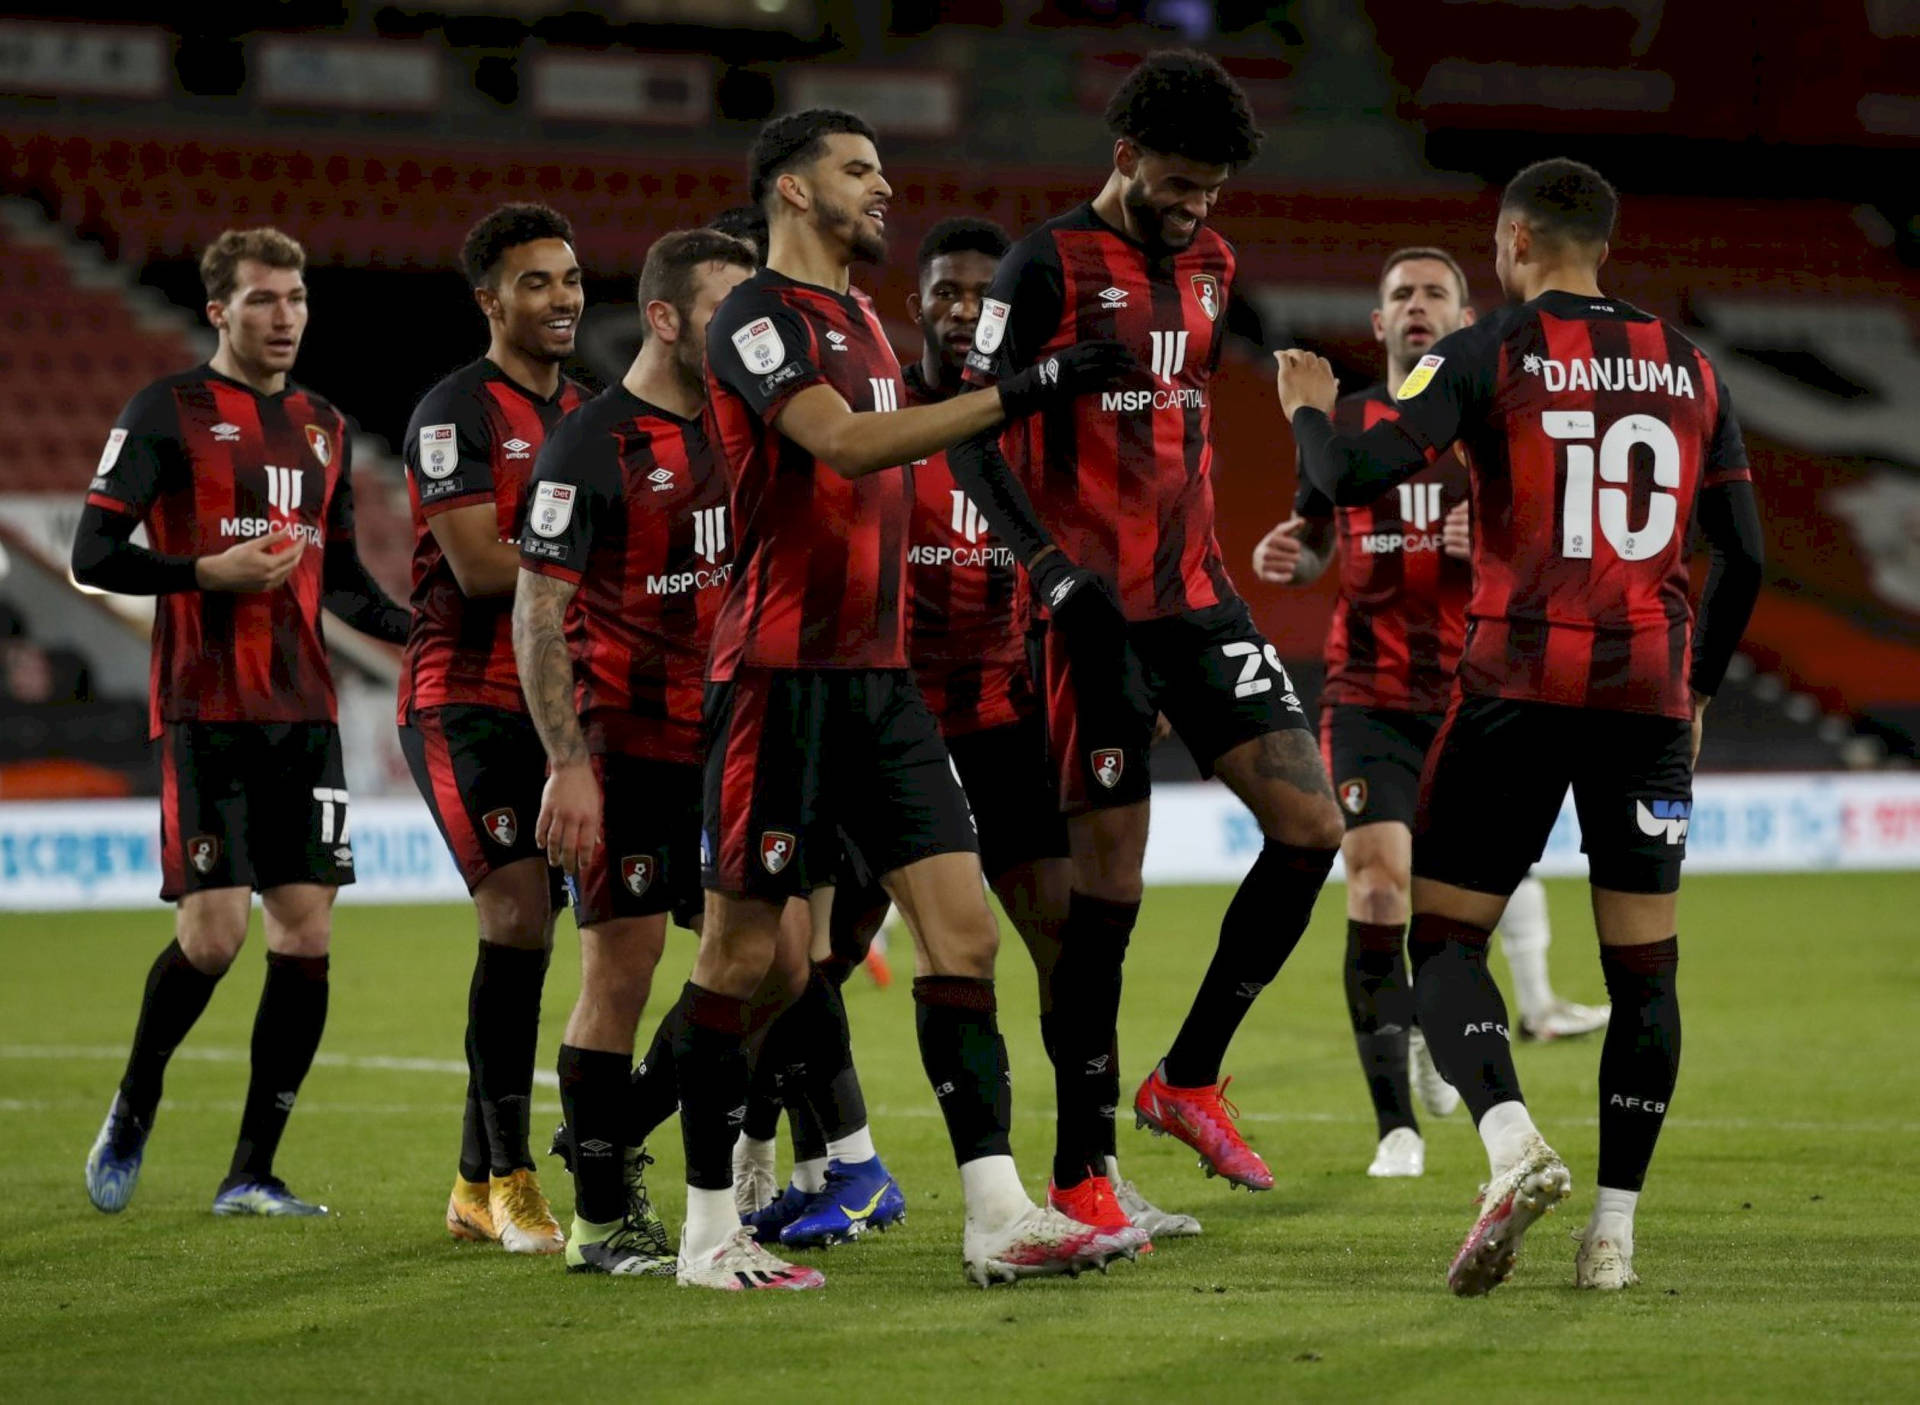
top-left (760, 831), bottom-right (796, 875)
top-left (304, 424), bottom-right (332, 467)
top-left (732, 317), bottom-right (787, 374)
top-left (1190, 273), bottom-right (1220, 323)
top-left (483, 808), bottom-right (518, 847)
top-left (1090, 748), bottom-right (1125, 790)
top-left (621, 855), bottom-right (655, 897)
top-left (187, 834), bottom-right (220, 875)
top-left (529, 481), bottom-right (575, 539)
top-left (1338, 777), bottom-right (1368, 817)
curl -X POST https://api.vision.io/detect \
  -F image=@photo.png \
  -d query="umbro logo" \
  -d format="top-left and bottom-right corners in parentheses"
top-left (1098, 286), bottom-right (1129, 309)
top-left (726, 1103), bottom-right (748, 1126)
top-left (503, 437), bottom-right (532, 459)
top-left (649, 466), bottom-right (675, 493)
top-left (826, 330), bottom-right (849, 351)
top-left (1086, 1054), bottom-right (1111, 1074)
top-left (1236, 981), bottom-right (1266, 1000)
top-left (578, 1138), bottom-right (614, 1154)
top-left (212, 422), bottom-right (241, 442)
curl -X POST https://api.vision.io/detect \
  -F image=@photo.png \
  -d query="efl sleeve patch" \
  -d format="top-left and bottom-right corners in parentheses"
top-left (417, 424), bottom-right (459, 480)
top-left (732, 317), bottom-right (787, 374)
top-left (973, 298), bottom-right (1011, 356)
top-left (527, 480), bottom-right (576, 538)
top-left (1396, 354), bottom-right (1444, 400)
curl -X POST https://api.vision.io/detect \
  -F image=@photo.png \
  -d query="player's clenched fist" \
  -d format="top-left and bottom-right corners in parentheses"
top-left (1253, 516), bottom-right (1308, 584)
top-left (536, 760), bottom-right (602, 876)
top-left (195, 522), bottom-right (305, 592)
top-left (1442, 499), bottom-right (1471, 560)
top-left (1272, 348), bottom-right (1337, 422)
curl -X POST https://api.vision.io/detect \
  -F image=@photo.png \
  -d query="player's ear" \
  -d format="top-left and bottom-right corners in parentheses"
top-left (1594, 240), bottom-right (1610, 272)
top-left (1370, 306), bottom-right (1386, 344)
top-left (205, 299), bottom-right (225, 332)
top-left (473, 283), bottom-right (501, 326)
top-left (775, 170), bottom-right (810, 216)
top-left (1114, 138), bottom-right (1139, 180)
top-left (643, 298), bottom-right (679, 344)
top-left (906, 291), bottom-right (924, 326)
top-left (1460, 305), bottom-right (1478, 327)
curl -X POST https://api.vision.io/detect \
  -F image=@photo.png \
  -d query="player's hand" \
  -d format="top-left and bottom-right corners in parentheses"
top-left (195, 524), bottom-right (305, 592)
top-left (1273, 349), bottom-right (1337, 422)
top-left (536, 759), bottom-right (601, 877)
top-left (997, 341), bottom-right (1136, 420)
top-left (1027, 548), bottom-right (1126, 646)
top-left (1442, 499), bottom-right (1472, 560)
top-left (1253, 516), bottom-right (1308, 584)
top-left (1691, 691), bottom-right (1709, 767)
top-left (1152, 712), bottom-right (1172, 743)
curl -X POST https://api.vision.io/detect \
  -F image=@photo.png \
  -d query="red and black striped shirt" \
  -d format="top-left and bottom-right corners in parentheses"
top-left (86, 366), bottom-right (353, 737)
top-left (900, 362), bottom-right (1032, 736)
top-left (703, 269), bottom-right (911, 677)
top-left (399, 358), bottom-right (589, 719)
top-left (518, 387), bottom-right (727, 766)
top-left (963, 203), bottom-right (1237, 622)
top-left (1305, 292), bottom-right (1749, 720)
top-left (1297, 384), bottom-right (1470, 713)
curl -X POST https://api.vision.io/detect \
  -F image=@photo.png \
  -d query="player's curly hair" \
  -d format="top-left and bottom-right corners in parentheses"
top-left (1104, 50), bottom-right (1263, 169)
top-left (748, 108), bottom-right (879, 210)
top-left (461, 203), bottom-right (575, 288)
top-left (708, 205), bottom-right (770, 263)
top-left (916, 217), bottom-right (1010, 275)
top-left (199, 227), bottom-right (305, 304)
top-left (1501, 159), bottom-right (1618, 248)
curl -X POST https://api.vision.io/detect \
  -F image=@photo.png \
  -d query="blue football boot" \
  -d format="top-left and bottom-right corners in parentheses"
top-left (85, 1093), bottom-right (150, 1214)
top-left (212, 1175), bottom-right (329, 1217)
top-left (779, 1157), bottom-right (907, 1248)
top-left (741, 1181), bottom-right (812, 1243)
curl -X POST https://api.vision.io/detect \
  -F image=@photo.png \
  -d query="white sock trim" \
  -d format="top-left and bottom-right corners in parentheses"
top-left (1593, 1185), bottom-right (1639, 1230)
top-left (793, 1157), bottom-right (828, 1194)
top-left (681, 1185), bottom-right (739, 1259)
top-left (1477, 1099), bottom-right (1539, 1177)
top-left (827, 1124), bottom-right (877, 1166)
top-left (959, 1154), bottom-right (1030, 1230)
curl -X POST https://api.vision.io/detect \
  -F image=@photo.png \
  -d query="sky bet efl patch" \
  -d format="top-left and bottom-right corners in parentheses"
top-left (1397, 354), bottom-right (1444, 399)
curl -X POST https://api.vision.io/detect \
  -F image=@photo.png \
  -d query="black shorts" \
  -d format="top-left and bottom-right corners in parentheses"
top-left (947, 710), bottom-right (1070, 880)
top-left (398, 704), bottom-right (563, 902)
top-left (1045, 594), bottom-right (1311, 811)
top-left (158, 722), bottom-right (354, 902)
top-left (703, 668), bottom-right (979, 900)
top-left (566, 753), bottom-right (704, 931)
top-left (1415, 694), bottom-right (1694, 896)
top-left (1321, 705), bottom-right (1442, 831)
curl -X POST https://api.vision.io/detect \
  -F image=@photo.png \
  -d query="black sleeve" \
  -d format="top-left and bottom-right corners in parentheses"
top-left (1689, 478), bottom-right (1764, 698)
top-left (73, 384), bottom-right (199, 594)
top-left (321, 450), bottom-right (410, 644)
top-left (962, 232), bottom-right (1066, 385)
top-left (706, 291), bottom-right (827, 422)
top-left (945, 433), bottom-right (1056, 568)
top-left (519, 416), bottom-right (618, 579)
top-left (1297, 332), bottom-right (1483, 504)
top-left (1293, 442), bottom-right (1335, 519)
top-left (70, 501), bottom-right (200, 595)
top-left (406, 381), bottom-right (498, 515)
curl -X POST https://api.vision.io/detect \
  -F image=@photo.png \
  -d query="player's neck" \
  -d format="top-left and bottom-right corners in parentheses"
top-left (766, 224), bottom-right (851, 295)
top-left (1091, 172), bottom-right (1139, 244)
top-left (625, 345), bottom-right (701, 422)
top-left (486, 337), bottom-right (562, 400)
top-left (209, 344), bottom-right (286, 397)
top-left (917, 348), bottom-right (960, 398)
top-left (1517, 267), bottom-right (1603, 302)
top-left (1386, 358), bottom-right (1413, 397)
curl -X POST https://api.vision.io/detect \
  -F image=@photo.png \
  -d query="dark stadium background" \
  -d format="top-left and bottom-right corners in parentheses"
top-left (3, 0), bottom-right (1920, 802)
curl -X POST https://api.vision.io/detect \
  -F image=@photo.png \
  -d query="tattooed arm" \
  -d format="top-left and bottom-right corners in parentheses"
top-left (512, 567), bottom-right (599, 874)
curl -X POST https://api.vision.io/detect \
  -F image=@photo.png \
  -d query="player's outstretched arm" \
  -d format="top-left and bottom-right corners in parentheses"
top-left (71, 502), bottom-right (303, 594)
top-left (773, 341), bottom-right (1133, 480)
top-left (511, 568), bottom-right (599, 873)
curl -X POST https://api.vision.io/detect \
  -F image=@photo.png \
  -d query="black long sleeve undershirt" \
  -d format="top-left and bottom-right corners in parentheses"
top-left (944, 432), bottom-right (1058, 569)
top-left (322, 534), bottom-right (410, 644)
top-left (69, 502), bottom-right (199, 595)
top-left (1689, 478), bottom-right (1765, 698)
top-left (1293, 406), bottom-right (1429, 505)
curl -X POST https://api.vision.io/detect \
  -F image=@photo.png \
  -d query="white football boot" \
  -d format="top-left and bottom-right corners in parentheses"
top-left (1446, 1134), bottom-right (1572, 1296)
top-left (1409, 1027), bottom-right (1461, 1117)
top-left (1367, 1126), bottom-right (1425, 1178)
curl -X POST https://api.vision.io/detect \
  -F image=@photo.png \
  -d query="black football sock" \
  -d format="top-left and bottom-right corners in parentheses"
top-left (457, 1076), bottom-right (488, 1185)
top-left (1408, 914), bottom-right (1522, 1123)
top-left (800, 968), bottom-right (869, 1145)
top-left (118, 939), bottom-right (224, 1128)
top-left (1047, 892), bottom-right (1136, 1188)
top-left (624, 1000), bottom-right (682, 1148)
top-left (1163, 840), bottom-right (1337, 1088)
top-left (227, 952), bottom-right (329, 1183)
top-left (913, 976), bottom-right (1013, 1166)
top-left (786, 1090), bottom-right (828, 1166)
top-left (1346, 919), bottom-right (1419, 1138)
top-left (556, 1044), bottom-right (631, 1225)
top-left (671, 984), bottom-right (752, 1192)
top-left (1597, 937), bottom-right (1681, 1193)
top-left (470, 941), bottom-right (550, 1176)
top-left (742, 1029), bottom-right (785, 1144)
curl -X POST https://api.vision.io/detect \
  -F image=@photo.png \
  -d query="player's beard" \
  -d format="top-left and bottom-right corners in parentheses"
top-left (816, 193), bottom-right (886, 265)
top-left (1122, 182), bottom-right (1196, 254)
top-left (671, 330), bottom-right (706, 398)
top-left (922, 323), bottom-right (968, 383)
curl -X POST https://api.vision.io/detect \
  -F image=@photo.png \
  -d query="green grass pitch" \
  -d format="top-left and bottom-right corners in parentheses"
top-left (4, 872), bottom-right (1917, 1401)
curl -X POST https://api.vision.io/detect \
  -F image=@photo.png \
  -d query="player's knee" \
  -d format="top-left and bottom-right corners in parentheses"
top-left (1267, 794), bottom-right (1344, 852)
top-left (474, 868), bottom-right (554, 948)
top-left (177, 919), bottom-right (246, 974)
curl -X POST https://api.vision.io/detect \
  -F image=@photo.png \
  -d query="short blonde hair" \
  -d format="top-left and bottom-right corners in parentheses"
top-left (200, 227), bottom-right (306, 304)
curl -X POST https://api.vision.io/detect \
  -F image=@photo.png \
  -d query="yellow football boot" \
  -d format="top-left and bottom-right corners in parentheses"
top-left (446, 1174), bottom-right (497, 1243)
top-left (490, 1168), bottom-right (565, 1254)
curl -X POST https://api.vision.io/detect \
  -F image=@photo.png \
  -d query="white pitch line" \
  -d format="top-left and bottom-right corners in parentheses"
top-left (2, 1045), bottom-right (1914, 1135)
